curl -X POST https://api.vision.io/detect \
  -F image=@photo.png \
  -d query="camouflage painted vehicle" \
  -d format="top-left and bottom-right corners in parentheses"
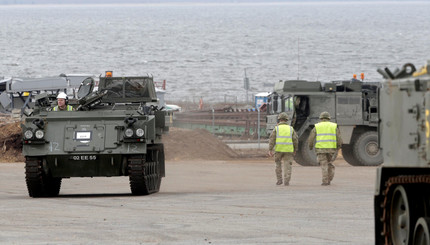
top-left (22, 74), bottom-right (168, 197)
top-left (266, 78), bottom-right (382, 166)
top-left (374, 61), bottom-right (430, 244)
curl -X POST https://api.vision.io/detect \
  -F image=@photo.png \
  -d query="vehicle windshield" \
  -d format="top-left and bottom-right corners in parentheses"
top-left (103, 79), bottom-right (147, 98)
top-left (268, 93), bottom-right (294, 115)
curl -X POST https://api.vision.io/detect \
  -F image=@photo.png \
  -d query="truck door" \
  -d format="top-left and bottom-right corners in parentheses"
top-left (336, 93), bottom-right (363, 125)
top-left (283, 95), bottom-right (295, 125)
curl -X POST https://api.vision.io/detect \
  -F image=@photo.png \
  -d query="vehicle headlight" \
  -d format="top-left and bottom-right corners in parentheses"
top-left (35, 130), bottom-right (44, 139)
top-left (24, 130), bottom-right (33, 139)
top-left (125, 128), bottom-right (134, 138)
top-left (135, 128), bottom-right (144, 137)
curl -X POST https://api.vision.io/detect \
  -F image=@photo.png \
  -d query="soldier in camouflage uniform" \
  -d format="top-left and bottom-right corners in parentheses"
top-left (308, 111), bottom-right (342, 186)
top-left (268, 112), bottom-right (298, 186)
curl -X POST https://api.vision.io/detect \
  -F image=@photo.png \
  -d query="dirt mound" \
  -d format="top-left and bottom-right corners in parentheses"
top-left (164, 127), bottom-right (239, 161)
top-left (0, 121), bottom-right (25, 163)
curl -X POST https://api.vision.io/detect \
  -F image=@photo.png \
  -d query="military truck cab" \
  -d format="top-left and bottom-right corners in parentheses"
top-left (266, 79), bottom-right (382, 166)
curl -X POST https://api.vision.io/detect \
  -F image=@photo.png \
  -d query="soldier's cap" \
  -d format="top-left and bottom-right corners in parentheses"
top-left (278, 112), bottom-right (289, 121)
top-left (319, 111), bottom-right (331, 119)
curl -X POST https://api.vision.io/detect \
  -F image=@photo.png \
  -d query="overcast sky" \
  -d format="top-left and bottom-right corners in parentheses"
top-left (0, 0), bottom-right (406, 4)
top-left (2, 0), bottom-right (297, 4)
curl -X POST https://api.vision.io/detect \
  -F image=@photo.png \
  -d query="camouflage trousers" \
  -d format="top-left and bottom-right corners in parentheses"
top-left (317, 153), bottom-right (335, 185)
top-left (274, 152), bottom-right (294, 184)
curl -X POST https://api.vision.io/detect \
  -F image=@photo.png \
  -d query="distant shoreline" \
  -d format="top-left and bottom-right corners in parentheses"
top-left (0, 0), bottom-right (428, 6)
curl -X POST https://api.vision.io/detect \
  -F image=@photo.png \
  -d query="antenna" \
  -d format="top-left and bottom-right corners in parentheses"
top-left (243, 68), bottom-right (250, 103)
top-left (297, 37), bottom-right (300, 80)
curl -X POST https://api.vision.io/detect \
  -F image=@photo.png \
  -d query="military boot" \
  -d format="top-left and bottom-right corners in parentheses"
top-left (276, 179), bottom-right (282, 185)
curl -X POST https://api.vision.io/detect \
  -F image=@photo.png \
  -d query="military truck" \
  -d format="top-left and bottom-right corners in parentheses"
top-left (21, 74), bottom-right (168, 197)
top-left (374, 61), bottom-right (430, 245)
top-left (266, 78), bottom-right (382, 166)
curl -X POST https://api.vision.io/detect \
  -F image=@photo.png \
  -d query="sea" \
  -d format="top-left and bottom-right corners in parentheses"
top-left (1, 2), bottom-right (430, 103)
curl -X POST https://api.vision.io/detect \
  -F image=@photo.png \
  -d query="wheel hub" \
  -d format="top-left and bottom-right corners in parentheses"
top-left (365, 141), bottom-right (379, 156)
top-left (379, 176), bottom-right (430, 244)
top-left (413, 218), bottom-right (430, 245)
top-left (399, 213), bottom-right (407, 229)
top-left (390, 186), bottom-right (411, 245)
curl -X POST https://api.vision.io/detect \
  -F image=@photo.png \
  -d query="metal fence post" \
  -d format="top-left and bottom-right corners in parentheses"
top-left (257, 108), bottom-right (260, 149)
top-left (212, 107), bottom-right (215, 135)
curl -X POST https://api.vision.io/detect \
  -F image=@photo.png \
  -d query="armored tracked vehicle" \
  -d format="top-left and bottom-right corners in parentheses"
top-left (266, 78), bottom-right (382, 166)
top-left (374, 61), bottom-right (430, 244)
top-left (21, 74), bottom-right (168, 197)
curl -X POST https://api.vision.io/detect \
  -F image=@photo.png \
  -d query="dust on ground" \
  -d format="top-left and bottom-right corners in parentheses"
top-left (0, 117), bottom-right (267, 162)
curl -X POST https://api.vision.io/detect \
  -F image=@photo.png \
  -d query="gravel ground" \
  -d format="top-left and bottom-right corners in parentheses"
top-left (0, 159), bottom-right (376, 244)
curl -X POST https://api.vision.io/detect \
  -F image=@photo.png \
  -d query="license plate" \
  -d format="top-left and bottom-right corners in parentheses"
top-left (75, 131), bottom-right (92, 140)
top-left (70, 155), bottom-right (97, 161)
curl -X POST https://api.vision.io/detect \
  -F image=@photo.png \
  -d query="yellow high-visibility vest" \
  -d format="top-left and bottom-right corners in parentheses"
top-left (275, 124), bottom-right (294, 152)
top-left (53, 105), bottom-right (73, 111)
top-left (315, 121), bottom-right (337, 149)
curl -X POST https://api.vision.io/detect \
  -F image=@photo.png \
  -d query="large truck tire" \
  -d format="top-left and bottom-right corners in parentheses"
top-left (294, 130), bottom-right (318, 166)
top-left (341, 144), bottom-right (361, 166)
top-left (351, 131), bottom-right (383, 166)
